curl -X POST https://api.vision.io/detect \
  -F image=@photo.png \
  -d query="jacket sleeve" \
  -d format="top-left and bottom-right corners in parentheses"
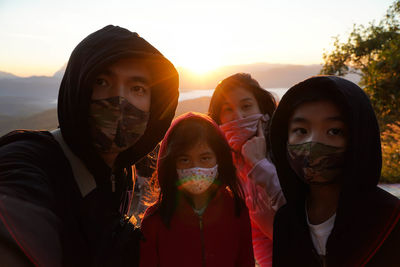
top-left (237, 205), bottom-right (255, 267)
top-left (139, 208), bottom-right (159, 267)
top-left (247, 158), bottom-right (286, 211)
top-left (245, 186), bottom-right (274, 239)
top-left (250, 222), bottom-right (273, 267)
top-left (0, 139), bottom-right (64, 267)
top-left (244, 186), bottom-right (274, 265)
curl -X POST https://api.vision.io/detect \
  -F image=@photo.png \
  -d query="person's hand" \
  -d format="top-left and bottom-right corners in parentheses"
top-left (241, 120), bottom-right (267, 167)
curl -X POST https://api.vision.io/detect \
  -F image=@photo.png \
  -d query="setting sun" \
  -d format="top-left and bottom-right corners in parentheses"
top-left (181, 56), bottom-right (221, 75)
top-left (185, 62), bottom-right (216, 75)
top-left (173, 43), bottom-right (224, 75)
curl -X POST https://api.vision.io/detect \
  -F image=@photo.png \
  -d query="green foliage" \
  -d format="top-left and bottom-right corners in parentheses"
top-left (321, 1), bottom-right (400, 183)
top-left (321, 0), bottom-right (400, 126)
top-left (381, 122), bottom-right (400, 183)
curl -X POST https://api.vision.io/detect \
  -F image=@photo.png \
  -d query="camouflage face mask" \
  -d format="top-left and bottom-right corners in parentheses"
top-left (287, 142), bottom-right (346, 185)
top-left (88, 96), bottom-right (150, 153)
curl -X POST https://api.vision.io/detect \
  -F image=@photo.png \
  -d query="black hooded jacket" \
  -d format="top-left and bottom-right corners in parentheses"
top-left (0, 25), bottom-right (179, 266)
top-left (270, 76), bottom-right (400, 266)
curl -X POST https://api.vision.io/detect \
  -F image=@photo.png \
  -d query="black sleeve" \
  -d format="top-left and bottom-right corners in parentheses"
top-left (0, 216), bottom-right (34, 267)
top-left (272, 205), bottom-right (288, 267)
top-left (366, 207), bottom-right (400, 266)
top-left (0, 138), bottom-right (65, 266)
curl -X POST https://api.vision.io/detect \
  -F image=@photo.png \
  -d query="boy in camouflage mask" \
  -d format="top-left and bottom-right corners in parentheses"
top-left (269, 76), bottom-right (400, 266)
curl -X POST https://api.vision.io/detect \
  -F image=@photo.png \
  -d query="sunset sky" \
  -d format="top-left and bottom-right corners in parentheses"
top-left (0, 0), bottom-right (394, 77)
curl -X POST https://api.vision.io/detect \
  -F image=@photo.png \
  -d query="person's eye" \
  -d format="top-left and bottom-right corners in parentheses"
top-left (95, 78), bottom-right (108, 87)
top-left (131, 86), bottom-right (147, 96)
top-left (292, 128), bottom-right (307, 135)
top-left (177, 157), bottom-right (189, 164)
top-left (328, 128), bottom-right (345, 136)
top-left (201, 156), bottom-right (211, 162)
top-left (242, 103), bottom-right (252, 110)
top-left (222, 106), bottom-right (232, 113)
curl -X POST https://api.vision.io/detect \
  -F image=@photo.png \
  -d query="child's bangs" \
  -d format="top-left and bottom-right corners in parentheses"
top-left (167, 118), bottom-right (215, 157)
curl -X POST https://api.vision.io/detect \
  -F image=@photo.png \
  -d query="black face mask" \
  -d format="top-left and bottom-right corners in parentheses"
top-left (287, 141), bottom-right (346, 185)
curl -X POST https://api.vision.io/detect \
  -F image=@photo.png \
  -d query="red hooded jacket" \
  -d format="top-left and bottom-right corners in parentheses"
top-left (139, 112), bottom-right (254, 267)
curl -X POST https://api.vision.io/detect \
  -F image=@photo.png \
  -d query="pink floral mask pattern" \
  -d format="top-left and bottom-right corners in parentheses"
top-left (176, 165), bottom-right (218, 194)
top-left (220, 114), bottom-right (269, 152)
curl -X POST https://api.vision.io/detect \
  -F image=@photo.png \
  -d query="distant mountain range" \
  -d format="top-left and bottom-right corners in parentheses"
top-left (0, 71), bottom-right (19, 79)
top-left (178, 63), bottom-right (324, 90)
top-left (0, 62), bottom-right (360, 134)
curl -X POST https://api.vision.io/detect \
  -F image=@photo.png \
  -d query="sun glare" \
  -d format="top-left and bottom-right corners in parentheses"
top-left (188, 64), bottom-right (213, 75)
top-left (182, 58), bottom-right (221, 75)
top-left (175, 46), bottom-right (224, 75)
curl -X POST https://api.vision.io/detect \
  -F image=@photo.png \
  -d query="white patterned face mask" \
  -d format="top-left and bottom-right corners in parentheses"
top-left (176, 165), bottom-right (218, 195)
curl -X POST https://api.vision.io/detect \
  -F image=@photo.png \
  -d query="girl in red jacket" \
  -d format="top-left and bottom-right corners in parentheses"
top-left (139, 112), bottom-right (255, 267)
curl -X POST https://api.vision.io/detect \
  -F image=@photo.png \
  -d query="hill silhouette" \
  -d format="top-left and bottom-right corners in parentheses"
top-left (0, 97), bottom-right (212, 136)
top-left (0, 71), bottom-right (18, 80)
top-left (0, 108), bottom-right (58, 136)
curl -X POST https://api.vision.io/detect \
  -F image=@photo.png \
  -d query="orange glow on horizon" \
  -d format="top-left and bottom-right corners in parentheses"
top-left (176, 58), bottom-right (222, 76)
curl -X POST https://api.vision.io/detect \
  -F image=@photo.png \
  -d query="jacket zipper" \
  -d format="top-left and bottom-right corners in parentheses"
top-left (312, 248), bottom-right (327, 267)
top-left (199, 215), bottom-right (206, 267)
top-left (110, 174), bottom-right (116, 192)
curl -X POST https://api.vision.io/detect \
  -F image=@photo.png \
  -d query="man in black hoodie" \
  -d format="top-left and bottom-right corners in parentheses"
top-left (270, 76), bottom-right (400, 266)
top-left (0, 25), bottom-right (179, 266)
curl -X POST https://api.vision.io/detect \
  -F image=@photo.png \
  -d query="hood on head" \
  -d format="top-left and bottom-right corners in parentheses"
top-left (155, 112), bottom-right (244, 224)
top-left (270, 75), bottom-right (381, 203)
top-left (58, 25), bottom-right (179, 175)
top-left (157, 112), bottom-right (225, 181)
top-left (158, 112), bottom-right (223, 159)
